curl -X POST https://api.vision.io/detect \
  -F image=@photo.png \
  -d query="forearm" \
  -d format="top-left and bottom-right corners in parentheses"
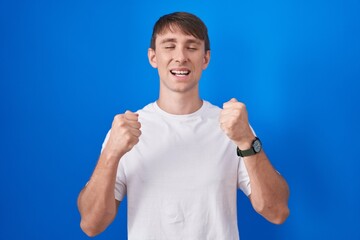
top-left (220, 100), bottom-right (289, 223)
top-left (77, 150), bottom-right (121, 236)
top-left (244, 151), bottom-right (290, 224)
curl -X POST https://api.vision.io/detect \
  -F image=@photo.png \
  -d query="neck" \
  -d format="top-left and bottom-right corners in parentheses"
top-left (157, 91), bottom-right (203, 115)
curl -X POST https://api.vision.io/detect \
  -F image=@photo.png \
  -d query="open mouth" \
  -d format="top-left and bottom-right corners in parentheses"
top-left (170, 70), bottom-right (191, 76)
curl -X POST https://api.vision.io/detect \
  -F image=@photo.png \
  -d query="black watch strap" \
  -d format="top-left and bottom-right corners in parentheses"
top-left (237, 146), bottom-right (256, 157)
top-left (236, 137), bottom-right (262, 157)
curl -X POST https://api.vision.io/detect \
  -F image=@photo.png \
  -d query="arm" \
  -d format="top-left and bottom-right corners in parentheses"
top-left (77, 111), bottom-right (141, 236)
top-left (242, 150), bottom-right (289, 224)
top-left (220, 98), bottom-right (289, 224)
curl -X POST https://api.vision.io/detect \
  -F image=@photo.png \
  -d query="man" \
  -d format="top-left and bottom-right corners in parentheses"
top-left (78, 12), bottom-right (289, 239)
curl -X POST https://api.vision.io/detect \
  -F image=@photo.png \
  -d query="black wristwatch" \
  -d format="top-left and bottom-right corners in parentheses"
top-left (237, 137), bottom-right (262, 157)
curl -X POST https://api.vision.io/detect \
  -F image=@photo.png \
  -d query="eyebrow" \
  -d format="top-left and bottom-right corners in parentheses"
top-left (159, 38), bottom-right (202, 45)
top-left (160, 38), bottom-right (176, 45)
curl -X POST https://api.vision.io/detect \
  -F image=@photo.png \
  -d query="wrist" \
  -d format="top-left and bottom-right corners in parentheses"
top-left (235, 133), bottom-right (256, 150)
top-left (100, 148), bottom-right (124, 167)
top-left (236, 136), bottom-right (262, 157)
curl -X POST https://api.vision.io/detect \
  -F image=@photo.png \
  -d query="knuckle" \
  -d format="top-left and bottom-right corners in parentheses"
top-left (113, 114), bottom-right (125, 124)
top-left (238, 102), bottom-right (246, 107)
top-left (239, 103), bottom-right (246, 109)
top-left (123, 133), bottom-right (133, 144)
top-left (114, 114), bottom-right (123, 120)
top-left (122, 132), bottom-right (130, 140)
top-left (134, 122), bottom-right (141, 129)
top-left (235, 102), bottom-right (245, 109)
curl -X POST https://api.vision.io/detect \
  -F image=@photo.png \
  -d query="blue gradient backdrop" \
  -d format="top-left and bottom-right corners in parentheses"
top-left (1, 0), bottom-right (359, 239)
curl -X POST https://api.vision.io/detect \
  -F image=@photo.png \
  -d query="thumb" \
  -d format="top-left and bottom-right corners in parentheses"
top-left (124, 110), bottom-right (139, 120)
top-left (229, 98), bottom-right (238, 103)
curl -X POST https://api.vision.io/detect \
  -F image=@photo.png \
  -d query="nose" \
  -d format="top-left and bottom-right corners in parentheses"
top-left (174, 48), bottom-right (188, 63)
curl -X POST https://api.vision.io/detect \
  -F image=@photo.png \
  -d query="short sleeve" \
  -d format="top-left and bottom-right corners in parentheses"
top-left (237, 123), bottom-right (256, 196)
top-left (237, 157), bottom-right (251, 196)
top-left (115, 162), bottom-right (127, 201)
top-left (101, 130), bottom-right (111, 153)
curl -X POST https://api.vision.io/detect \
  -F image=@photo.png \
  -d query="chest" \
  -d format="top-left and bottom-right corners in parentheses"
top-left (122, 116), bottom-right (239, 192)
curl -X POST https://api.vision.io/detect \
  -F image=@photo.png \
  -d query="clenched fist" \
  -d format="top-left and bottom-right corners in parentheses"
top-left (104, 110), bottom-right (142, 159)
top-left (220, 98), bottom-right (255, 149)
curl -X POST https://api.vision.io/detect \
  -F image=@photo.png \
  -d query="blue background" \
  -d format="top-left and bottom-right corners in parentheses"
top-left (1, 0), bottom-right (359, 239)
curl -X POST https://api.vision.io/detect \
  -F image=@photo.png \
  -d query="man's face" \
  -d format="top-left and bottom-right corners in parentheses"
top-left (148, 27), bottom-right (210, 95)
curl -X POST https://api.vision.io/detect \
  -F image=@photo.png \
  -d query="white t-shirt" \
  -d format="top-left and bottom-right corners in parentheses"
top-left (102, 101), bottom-right (251, 240)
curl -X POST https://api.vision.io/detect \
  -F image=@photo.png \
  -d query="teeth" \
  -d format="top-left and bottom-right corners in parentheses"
top-left (171, 70), bottom-right (190, 75)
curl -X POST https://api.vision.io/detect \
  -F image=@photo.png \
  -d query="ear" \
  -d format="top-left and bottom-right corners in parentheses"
top-left (202, 50), bottom-right (211, 70)
top-left (148, 48), bottom-right (158, 68)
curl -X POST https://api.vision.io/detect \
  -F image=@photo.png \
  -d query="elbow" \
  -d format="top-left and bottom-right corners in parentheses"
top-left (79, 209), bottom-right (116, 237)
top-left (80, 220), bottom-right (103, 237)
top-left (253, 202), bottom-right (290, 225)
top-left (269, 205), bottom-right (290, 224)
top-left (78, 198), bottom-right (118, 237)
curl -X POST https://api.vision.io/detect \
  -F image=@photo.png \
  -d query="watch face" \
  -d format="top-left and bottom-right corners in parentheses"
top-left (253, 139), bottom-right (262, 152)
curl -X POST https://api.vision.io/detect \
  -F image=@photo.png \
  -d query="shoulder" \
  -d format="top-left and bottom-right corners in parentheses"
top-left (136, 102), bottom-right (155, 114)
top-left (135, 102), bottom-right (158, 119)
top-left (136, 102), bottom-right (161, 125)
top-left (202, 100), bottom-right (222, 117)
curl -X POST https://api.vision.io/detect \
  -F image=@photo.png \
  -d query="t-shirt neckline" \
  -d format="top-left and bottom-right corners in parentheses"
top-left (152, 100), bottom-right (207, 120)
